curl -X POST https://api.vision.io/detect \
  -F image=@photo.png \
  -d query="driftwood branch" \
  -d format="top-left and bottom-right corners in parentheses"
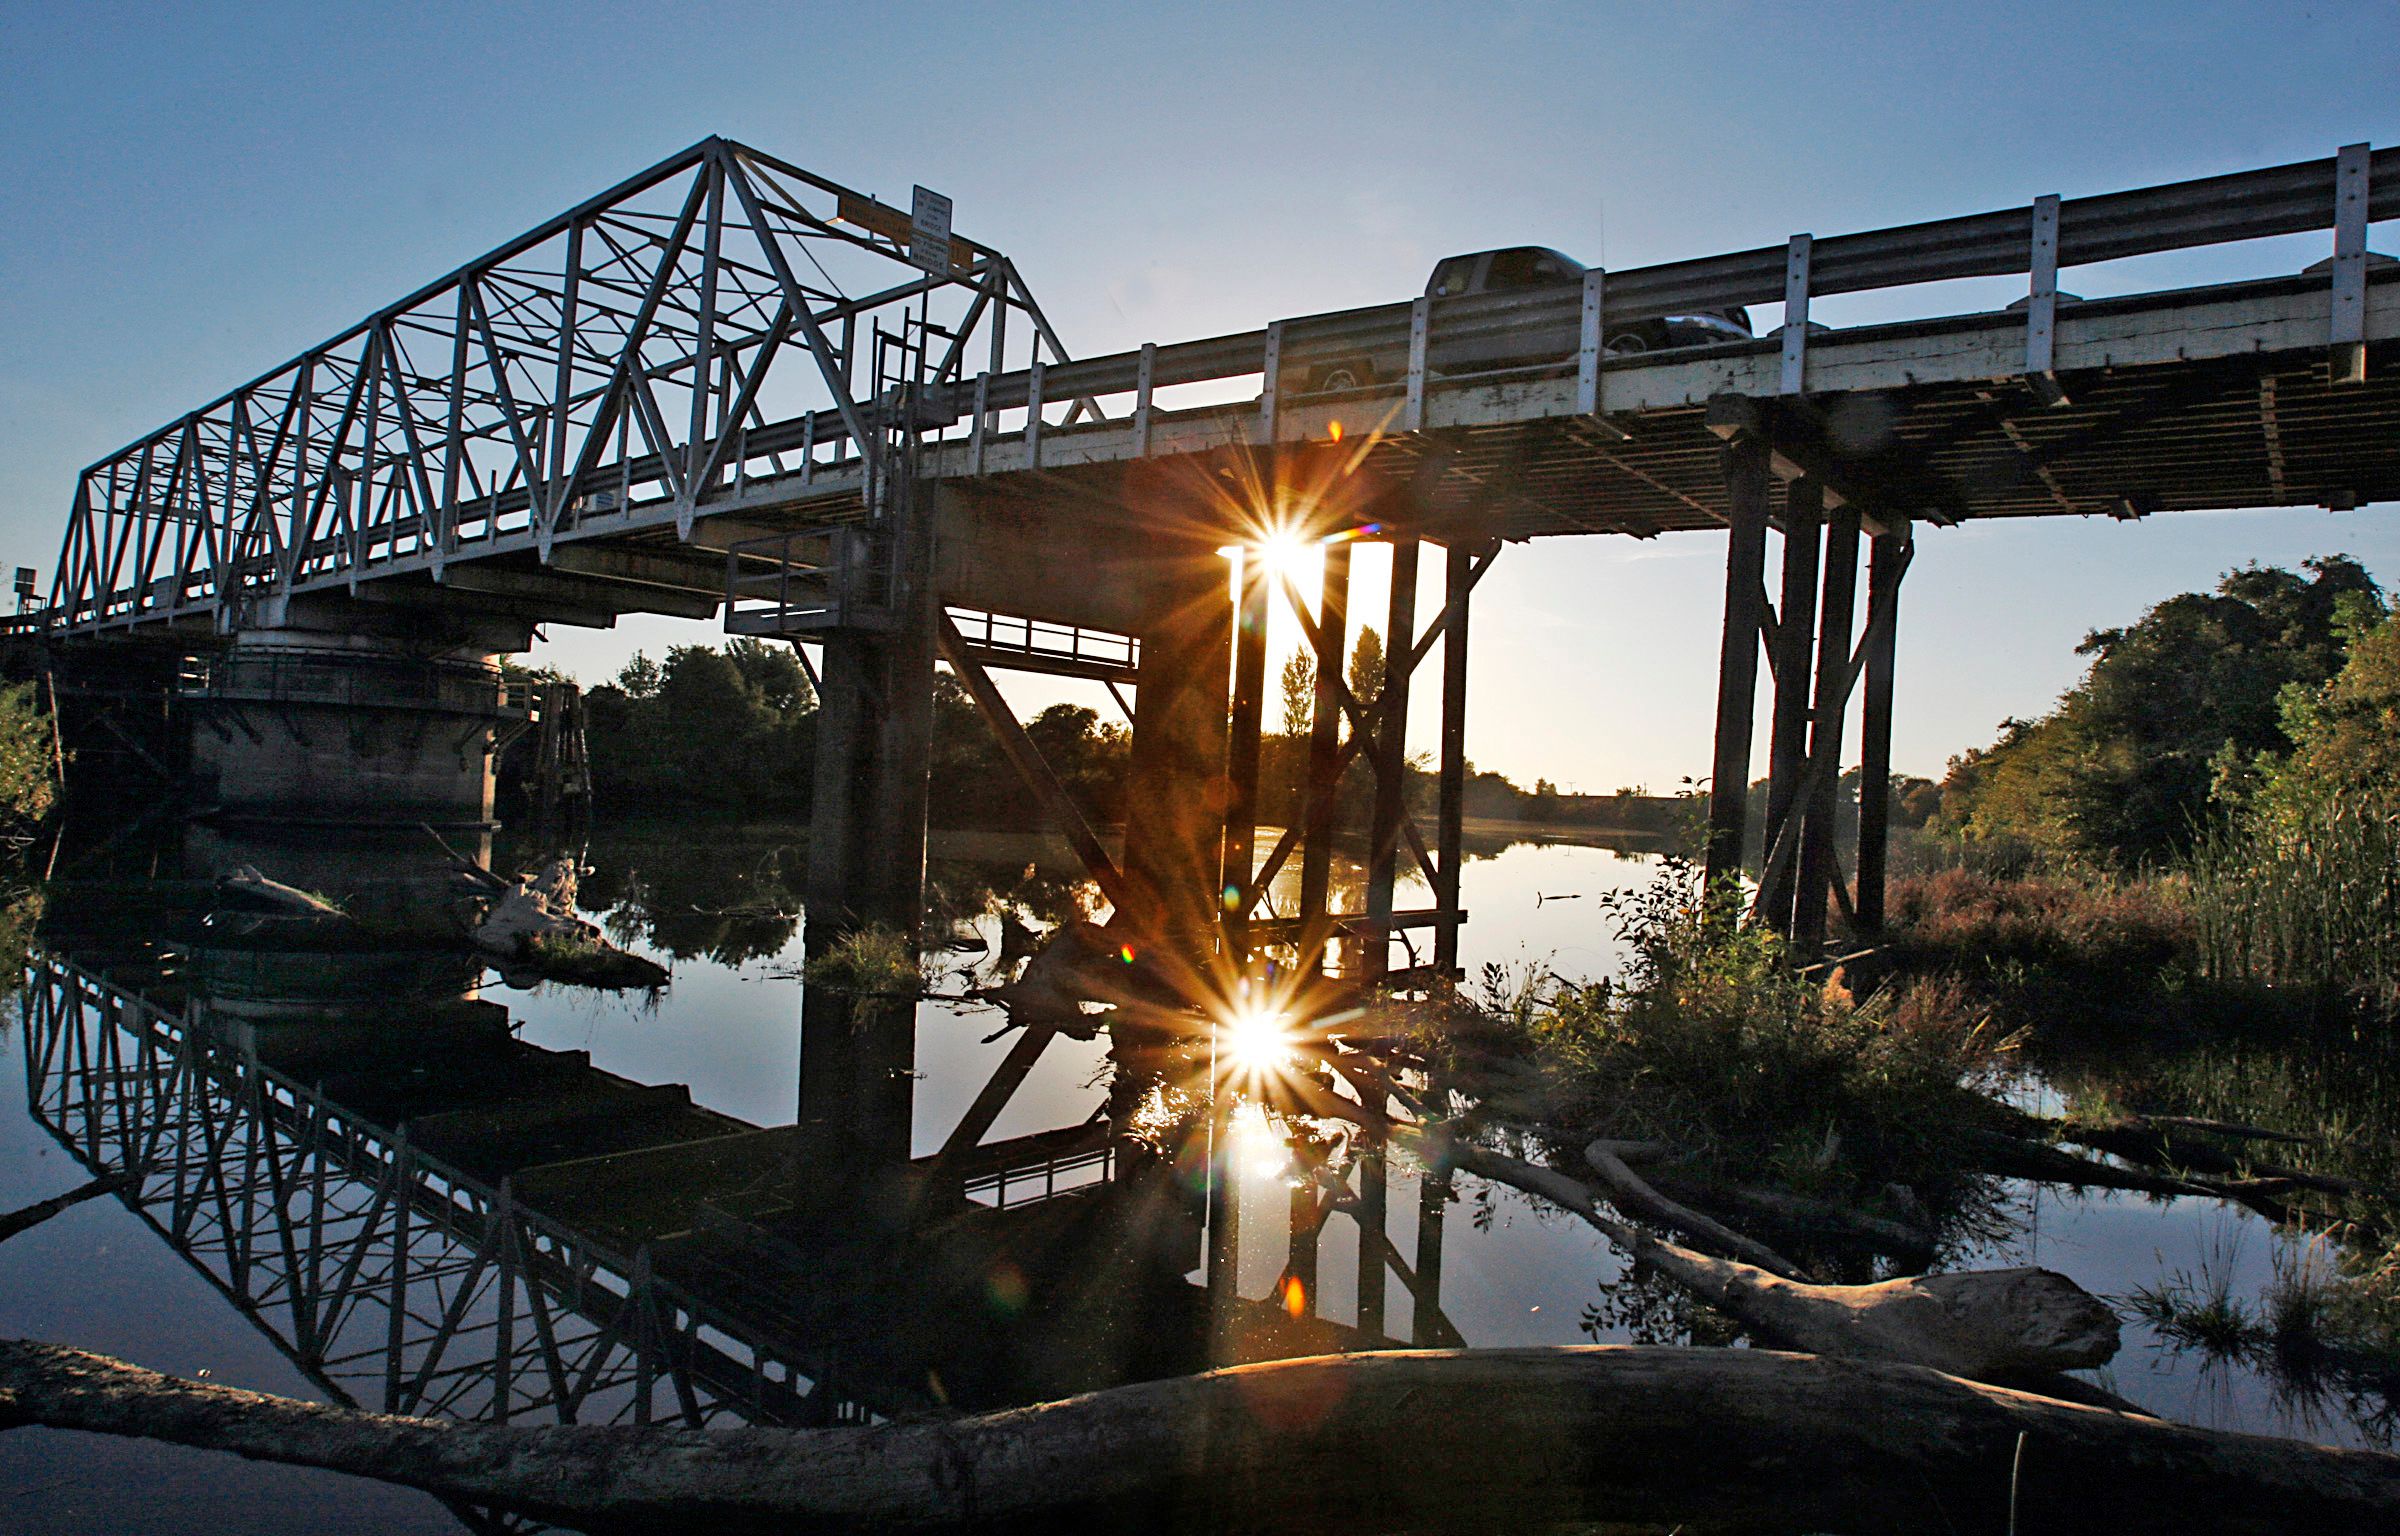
top-left (1644, 1166), bottom-right (1937, 1257)
top-left (0, 1173), bottom-right (133, 1244)
top-left (3, 1339), bottom-right (2394, 1536)
top-left (1581, 1137), bottom-right (1806, 1277)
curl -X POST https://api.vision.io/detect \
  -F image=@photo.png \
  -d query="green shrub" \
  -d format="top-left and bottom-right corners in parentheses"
top-left (1471, 863), bottom-right (2019, 1205)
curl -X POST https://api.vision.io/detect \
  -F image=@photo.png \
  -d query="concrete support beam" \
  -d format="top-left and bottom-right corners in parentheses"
top-left (547, 544), bottom-right (728, 594)
top-left (185, 632), bottom-right (516, 826)
top-left (803, 494), bottom-right (937, 933)
top-left (1121, 543), bottom-right (1234, 952)
top-left (440, 564), bottom-right (720, 621)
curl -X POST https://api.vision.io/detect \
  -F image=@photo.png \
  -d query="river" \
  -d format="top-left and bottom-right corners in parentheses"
top-left (0, 818), bottom-right (2379, 1531)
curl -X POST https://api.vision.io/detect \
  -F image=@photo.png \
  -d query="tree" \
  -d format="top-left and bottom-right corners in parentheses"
top-left (1278, 650), bottom-right (1315, 736)
top-left (1935, 557), bottom-right (2385, 868)
top-left (2262, 604), bottom-right (2400, 812)
top-left (725, 637), bottom-right (814, 713)
top-left (616, 651), bottom-right (664, 699)
top-left (1347, 625), bottom-right (1385, 712)
top-left (0, 682), bottom-right (53, 830)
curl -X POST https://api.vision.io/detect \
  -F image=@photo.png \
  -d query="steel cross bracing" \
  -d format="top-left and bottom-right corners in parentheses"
top-left (21, 955), bottom-right (867, 1430)
top-left (50, 137), bottom-right (1074, 632)
top-left (47, 141), bottom-right (2400, 637)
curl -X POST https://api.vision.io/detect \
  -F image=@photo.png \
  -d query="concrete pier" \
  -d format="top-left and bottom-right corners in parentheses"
top-left (183, 597), bottom-right (531, 826)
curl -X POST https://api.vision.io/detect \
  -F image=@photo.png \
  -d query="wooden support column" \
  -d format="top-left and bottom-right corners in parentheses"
top-left (1364, 538), bottom-right (1421, 980)
top-left (1757, 481), bottom-right (1822, 935)
top-left (1412, 1132), bottom-right (1451, 1346)
top-left (1356, 1091), bottom-right (1389, 1339)
top-left (1794, 502), bottom-right (1861, 953)
top-left (1704, 432), bottom-right (1773, 894)
top-left (1432, 542), bottom-right (1476, 978)
top-left (1855, 526), bottom-right (1911, 933)
top-left (1287, 1137), bottom-right (1322, 1308)
top-left (1223, 547), bottom-right (1272, 961)
top-left (1295, 541), bottom-right (1351, 968)
top-left (1206, 1078), bottom-right (1239, 1347)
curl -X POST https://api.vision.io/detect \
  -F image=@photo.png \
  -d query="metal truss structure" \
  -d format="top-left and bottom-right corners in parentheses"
top-left (50, 137), bottom-right (1073, 631)
top-left (21, 955), bottom-right (858, 1432)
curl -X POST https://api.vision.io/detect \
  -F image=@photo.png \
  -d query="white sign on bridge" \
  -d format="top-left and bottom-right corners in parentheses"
top-left (910, 185), bottom-right (953, 275)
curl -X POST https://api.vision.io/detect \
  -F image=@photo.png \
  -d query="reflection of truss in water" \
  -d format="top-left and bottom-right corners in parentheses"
top-left (22, 954), bottom-right (859, 1431)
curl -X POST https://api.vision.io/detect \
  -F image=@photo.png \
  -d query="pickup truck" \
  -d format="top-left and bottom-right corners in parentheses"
top-left (1301, 245), bottom-right (1755, 393)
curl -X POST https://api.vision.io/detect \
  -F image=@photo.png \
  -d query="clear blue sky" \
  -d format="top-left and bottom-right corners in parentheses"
top-left (3, 1), bottom-right (2394, 790)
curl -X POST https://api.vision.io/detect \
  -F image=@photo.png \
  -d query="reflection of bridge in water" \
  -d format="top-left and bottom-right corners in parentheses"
top-left (22, 840), bottom-right (1419, 1441)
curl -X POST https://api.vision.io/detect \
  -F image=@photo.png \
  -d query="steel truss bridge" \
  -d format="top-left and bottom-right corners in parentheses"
top-left (46, 138), bottom-right (2400, 637)
top-left (29, 135), bottom-right (2400, 968)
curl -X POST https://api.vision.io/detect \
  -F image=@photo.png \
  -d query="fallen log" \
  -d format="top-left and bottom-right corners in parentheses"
top-left (2061, 1120), bottom-right (2383, 1204)
top-left (215, 865), bottom-right (346, 918)
top-left (3, 1339), bottom-right (2393, 1535)
top-left (1282, 1070), bottom-right (2116, 1385)
top-left (1966, 1129), bottom-right (2299, 1223)
top-left (1434, 1136), bottom-right (2118, 1382)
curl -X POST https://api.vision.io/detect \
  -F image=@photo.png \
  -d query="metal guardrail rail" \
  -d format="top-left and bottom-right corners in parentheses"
top-left (49, 141), bottom-right (2398, 635)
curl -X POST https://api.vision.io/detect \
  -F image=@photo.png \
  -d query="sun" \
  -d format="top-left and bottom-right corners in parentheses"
top-left (1219, 1004), bottom-right (1296, 1076)
top-left (1249, 528), bottom-right (1317, 587)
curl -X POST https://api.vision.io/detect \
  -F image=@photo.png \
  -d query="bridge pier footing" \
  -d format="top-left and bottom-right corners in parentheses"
top-left (185, 608), bottom-right (529, 827)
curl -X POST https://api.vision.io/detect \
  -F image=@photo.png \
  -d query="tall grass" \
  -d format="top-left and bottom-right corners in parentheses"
top-left (2189, 794), bottom-right (2400, 1022)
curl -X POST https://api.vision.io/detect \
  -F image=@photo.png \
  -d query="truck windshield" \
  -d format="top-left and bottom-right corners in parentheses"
top-left (1427, 257), bottom-right (1479, 297)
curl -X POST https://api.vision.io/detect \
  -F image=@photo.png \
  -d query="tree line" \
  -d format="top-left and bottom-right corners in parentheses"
top-left (537, 627), bottom-right (1670, 834)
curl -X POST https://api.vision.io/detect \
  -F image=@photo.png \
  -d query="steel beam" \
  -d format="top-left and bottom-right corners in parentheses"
top-left (936, 612), bottom-right (1136, 917)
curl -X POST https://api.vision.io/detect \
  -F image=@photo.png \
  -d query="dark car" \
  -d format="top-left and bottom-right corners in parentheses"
top-left (1301, 245), bottom-right (1754, 392)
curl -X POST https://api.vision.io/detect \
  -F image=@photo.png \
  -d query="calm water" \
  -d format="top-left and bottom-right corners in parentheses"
top-left (0, 818), bottom-right (2374, 1531)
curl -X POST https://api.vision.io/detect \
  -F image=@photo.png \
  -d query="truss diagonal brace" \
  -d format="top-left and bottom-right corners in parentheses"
top-left (935, 614), bottom-right (1138, 918)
